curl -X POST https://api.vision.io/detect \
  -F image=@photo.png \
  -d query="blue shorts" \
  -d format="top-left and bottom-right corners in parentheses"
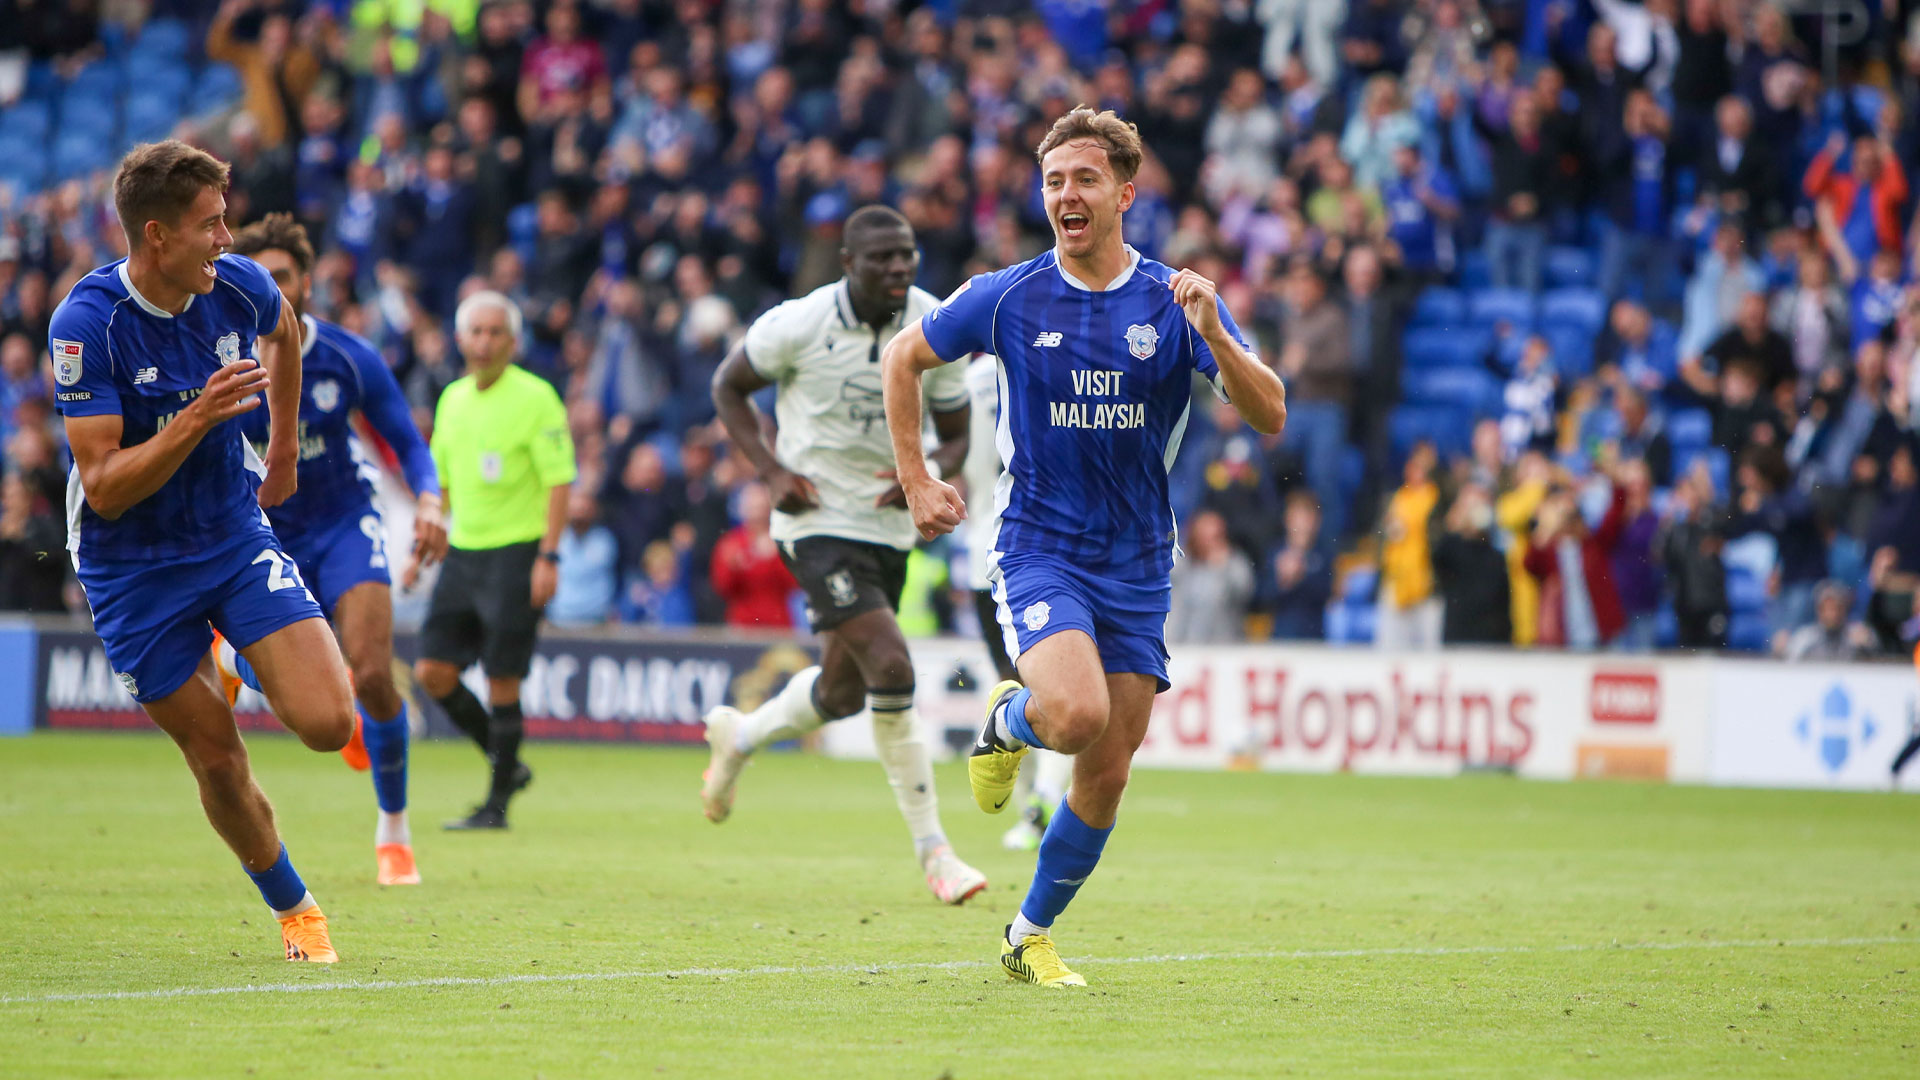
top-left (76, 522), bottom-right (326, 704)
top-left (990, 551), bottom-right (1172, 692)
top-left (279, 508), bottom-right (392, 617)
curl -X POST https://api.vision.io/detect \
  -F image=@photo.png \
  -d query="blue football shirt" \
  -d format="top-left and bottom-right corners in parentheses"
top-left (235, 314), bottom-right (439, 540)
top-left (920, 245), bottom-right (1248, 584)
top-left (51, 255), bottom-right (283, 563)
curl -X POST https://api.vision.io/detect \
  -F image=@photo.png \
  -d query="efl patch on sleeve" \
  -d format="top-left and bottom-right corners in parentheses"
top-left (51, 339), bottom-right (83, 386)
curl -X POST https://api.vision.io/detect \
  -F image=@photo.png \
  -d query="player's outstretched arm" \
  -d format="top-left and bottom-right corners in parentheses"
top-left (1170, 269), bottom-right (1287, 436)
top-left (256, 295), bottom-right (305, 508)
top-left (710, 341), bottom-right (820, 513)
top-left (66, 360), bottom-right (271, 520)
top-left (880, 320), bottom-right (966, 538)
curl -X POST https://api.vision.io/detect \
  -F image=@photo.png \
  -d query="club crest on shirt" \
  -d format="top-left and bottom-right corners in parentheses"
top-left (1024, 601), bottom-right (1051, 632)
top-left (826, 569), bottom-right (857, 607)
top-left (311, 379), bottom-right (340, 412)
top-left (51, 339), bottom-right (83, 386)
top-left (117, 671), bottom-right (138, 697)
top-left (480, 451), bottom-right (503, 483)
top-left (1124, 323), bottom-right (1159, 360)
top-left (215, 332), bottom-right (241, 366)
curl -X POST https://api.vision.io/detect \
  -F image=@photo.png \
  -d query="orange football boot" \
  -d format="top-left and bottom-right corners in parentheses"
top-left (375, 843), bottom-right (420, 886)
top-left (278, 905), bottom-right (338, 963)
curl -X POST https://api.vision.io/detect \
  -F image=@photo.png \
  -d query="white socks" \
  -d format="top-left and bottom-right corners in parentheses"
top-left (1032, 749), bottom-right (1073, 809)
top-left (376, 810), bottom-right (410, 847)
top-left (1009, 913), bottom-right (1049, 944)
top-left (735, 666), bottom-right (827, 754)
top-left (870, 696), bottom-right (945, 857)
top-left (272, 891), bottom-right (317, 919)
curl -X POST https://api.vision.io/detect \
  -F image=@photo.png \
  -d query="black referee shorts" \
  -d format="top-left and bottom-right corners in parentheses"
top-left (421, 541), bottom-right (542, 679)
top-left (778, 536), bottom-right (910, 633)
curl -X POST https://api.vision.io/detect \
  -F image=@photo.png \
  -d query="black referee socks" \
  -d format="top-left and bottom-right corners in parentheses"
top-left (485, 703), bottom-right (526, 813)
top-left (434, 684), bottom-right (493, 753)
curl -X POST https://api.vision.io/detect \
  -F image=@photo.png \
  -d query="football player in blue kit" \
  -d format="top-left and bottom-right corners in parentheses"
top-left (881, 108), bottom-right (1289, 986)
top-left (217, 214), bottom-right (448, 886)
top-left (51, 142), bottom-right (356, 962)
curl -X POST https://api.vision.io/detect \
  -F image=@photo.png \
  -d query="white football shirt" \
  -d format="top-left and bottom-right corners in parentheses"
top-left (745, 279), bottom-right (968, 550)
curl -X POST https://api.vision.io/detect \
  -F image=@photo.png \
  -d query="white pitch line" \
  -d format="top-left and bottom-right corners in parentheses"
top-left (1, 935), bottom-right (1911, 1006)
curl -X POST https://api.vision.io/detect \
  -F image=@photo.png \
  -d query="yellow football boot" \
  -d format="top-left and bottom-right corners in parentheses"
top-left (1000, 926), bottom-right (1086, 988)
top-left (968, 680), bottom-right (1030, 814)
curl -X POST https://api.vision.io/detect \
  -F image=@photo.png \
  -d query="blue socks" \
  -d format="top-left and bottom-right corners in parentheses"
top-left (1001, 687), bottom-right (1046, 749)
top-left (233, 652), bottom-right (262, 694)
top-left (360, 702), bottom-right (409, 813)
top-left (1019, 800), bottom-right (1112, 929)
top-left (245, 844), bottom-right (309, 912)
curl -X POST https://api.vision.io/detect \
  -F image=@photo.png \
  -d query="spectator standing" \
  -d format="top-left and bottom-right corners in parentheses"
top-left (1475, 90), bottom-right (1552, 293)
top-left (1168, 510), bottom-right (1256, 644)
top-left (1277, 262), bottom-right (1354, 545)
top-left (1610, 458), bottom-right (1663, 650)
top-left (1770, 252), bottom-right (1850, 384)
top-left (710, 482), bottom-right (795, 629)
top-left (1377, 442), bottom-right (1443, 650)
top-left (548, 489), bottom-right (618, 626)
top-left (0, 469), bottom-right (64, 611)
top-left (1730, 445), bottom-right (1827, 640)
top-left (1659, 462), bottom-right (1730, 648)
top-left (1523, 481), bottom-right (1629, 649)
top-left (1597, 91), bottom-right (1675, 304)
top-left (1496, 451), bottom-right (1553, 646)
top-left (1264, 491), bottom-right (1333, 640)
top-left (1432, 483), bottom-right (1513, 645)
top-left (207, 0), bottom-right (321, 149)
top-left (1380, 143), bottom-right (1460, 282)
top-left (1679, 222), bottom-right (1767, 363)
top-left (1696, 95), bottom-right (1777, 228)
top-left (1805, 134), bottom-right (1909, 271)
top-left (518, 2), bottom-right (609, 127)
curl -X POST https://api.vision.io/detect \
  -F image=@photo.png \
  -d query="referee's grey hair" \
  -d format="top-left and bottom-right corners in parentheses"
top-left (455, 290), bottom-right (524, 341)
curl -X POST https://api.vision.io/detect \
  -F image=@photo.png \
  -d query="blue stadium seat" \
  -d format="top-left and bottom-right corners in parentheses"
top-left (195, 63), bottom-right (245, 108)
top-left (24, 60), bottom-right (59, 104)
top-left (1726, 569), bottom-right (1768, 611)
top-left (1411, 287), bottom-right (1466, 327)
top-left (57, 90), bottom-right (119, 142)
top-left (0, 149), bottom-right (48, 192)
top-left (1, 100), bottom-right (53, 141)
top-left (1389, 404), bottom-right (1475, 462)
top-left (1544, 246), bottom-right (1596, 288)
top-left (1666, 408), bottom-right (1712, 449)
top-left (124, 96), bottom-right (180, 143)
top-left (127, 55), bottom-right (193, 101)
top-left (1727, 612), bottom-right (1770, 652)
top-left (1403, 367), bottom-right (1501, 413)
top-left (129, 19), bottom-right (192, 61)
top-left (52, 132), bottom-right (113, 181)
top-left (1541, 324), bottom-right (1593, 378)
top-left (1458, 249), bottom-right (1491, 290)
top-left (1540, 288), bottom-right (1607, 333)
top-left (65, 60), bottom-right (124, 100)
top-left (1468, 287), bottom-right (1535, 329)
top-left (1342, 567), bottom-right (1378, 605)
top-left (1673, 445), bottom-right (1730, 497)
top-left (1403, 326), bottom-right (1493, 369)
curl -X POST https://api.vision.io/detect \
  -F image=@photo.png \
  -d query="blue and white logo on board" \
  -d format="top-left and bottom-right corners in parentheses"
top-left (1794, 683), bottom-right (1877, 773)
top-left (1124, 323), bottom-right (1159, 360)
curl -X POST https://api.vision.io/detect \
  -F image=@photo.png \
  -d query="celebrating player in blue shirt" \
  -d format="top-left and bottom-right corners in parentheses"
top-left (218, 214), bottom-right (447, 887)
top-left (51, 142), bottom-right (356, 963)
top-left (882, 108), bottom-right (1288, 987)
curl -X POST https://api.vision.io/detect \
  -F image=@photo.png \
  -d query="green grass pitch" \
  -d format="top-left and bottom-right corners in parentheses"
top-left (2, 732), bottom-right (1916, 1078)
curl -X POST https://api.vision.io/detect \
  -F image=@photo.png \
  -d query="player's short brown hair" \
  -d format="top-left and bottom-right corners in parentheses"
top-left (1035, 106), bottom-right (1144, 184)
top-left (113, 140), bottom-right (231, 250)
top-left (230, 213), bottom-right (316, 275)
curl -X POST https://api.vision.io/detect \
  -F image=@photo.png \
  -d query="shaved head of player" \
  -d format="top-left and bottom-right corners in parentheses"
top-left (879, 107), bottom-right (1289, 987)
top-left (842, 206), bottom-right (921, 326)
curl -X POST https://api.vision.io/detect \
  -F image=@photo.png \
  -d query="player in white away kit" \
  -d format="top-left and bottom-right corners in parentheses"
top-left (882, 108), bottom-right (1288, 986)
top-left (960, 354), bottom-right (1073, 852)
top-left (702, 206), bottom-right (990, 905)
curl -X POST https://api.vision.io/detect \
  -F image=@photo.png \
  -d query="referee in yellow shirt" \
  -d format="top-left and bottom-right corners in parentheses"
top-left (409, 291), bottom-right (576, 831)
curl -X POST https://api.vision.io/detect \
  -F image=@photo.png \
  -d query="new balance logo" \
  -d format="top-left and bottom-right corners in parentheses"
top-left (1033, 331), bottom-right (1063, 348)
top-left (133, 367), bottom-right (158, 384)
top-left (1052, 876), bottom-right (1089, 886)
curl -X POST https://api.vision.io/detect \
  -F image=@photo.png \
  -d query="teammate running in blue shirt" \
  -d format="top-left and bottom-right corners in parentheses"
top-left (216, 214), bottom-right (448, 886)
top-left (881, 108), bottom-right (1288, 987)
top-left (51, 141), bottom-right (356, 962)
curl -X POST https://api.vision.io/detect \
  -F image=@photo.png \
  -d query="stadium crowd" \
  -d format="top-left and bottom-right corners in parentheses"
top-left (3, 0), bottom-right (1920, 659)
